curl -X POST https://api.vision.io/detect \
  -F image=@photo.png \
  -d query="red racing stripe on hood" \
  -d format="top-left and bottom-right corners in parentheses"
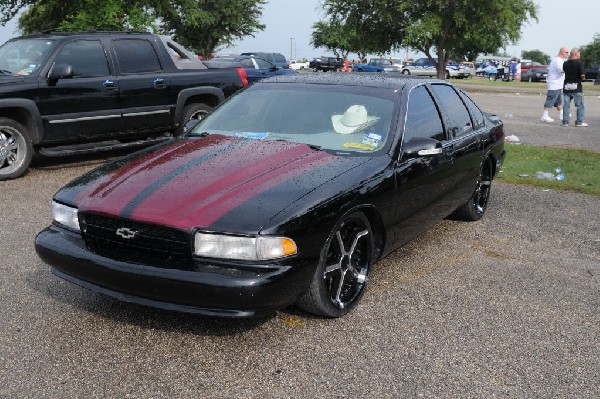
top-left (128, 144), bottom-right (336, 229)
top-left (76, 136), bottom-right (232, 211)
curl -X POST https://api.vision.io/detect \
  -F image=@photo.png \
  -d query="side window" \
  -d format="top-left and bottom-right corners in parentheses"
top-left (54, 40), bottom-right (109, 77)
top-left (113, 39), bottom-right (161, 74)
top-left (430, 84), bottom-right (473, 138)
top-left (239, 59), bottom-right (255, 69)
top-left (404, 86), bottom-right (445, 142)
top-left (254, 58), bottom-right (273, 69)
top-left (460, 91), bottom-right (485, 129)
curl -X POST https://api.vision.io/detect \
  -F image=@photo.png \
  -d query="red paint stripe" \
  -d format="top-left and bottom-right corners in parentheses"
top-left (136, 148), bottom-right (335, 229)
top-left (77, 136), bottom-right (243, 214)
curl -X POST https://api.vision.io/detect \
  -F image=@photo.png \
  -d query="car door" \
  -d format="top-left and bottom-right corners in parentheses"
top-left (392, 84), bottom-right (456, 245)
top-left (112, 38), bottom-right (173, 133)
top-left (429, 84), bottom-right (484, 209)
top-left (37, 39), bottom-right (122, 142)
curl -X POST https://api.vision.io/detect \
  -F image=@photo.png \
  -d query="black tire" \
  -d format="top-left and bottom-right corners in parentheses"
top-left (0, 118), bottom-right (33, 181)
top-left (402, 69), bottom-right (411, 75)
top-left (296, 211), bottom-right (374, 317)
top-left (451, 160), bottom-right (493, 221)
top-left (178, 103), bottom-right (213, 134)
top-left (489, 74), bottom-right (497, 81)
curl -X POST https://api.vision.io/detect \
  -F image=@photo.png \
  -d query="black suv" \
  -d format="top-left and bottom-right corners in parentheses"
top-left (0, 31), bottom-right (246, 180)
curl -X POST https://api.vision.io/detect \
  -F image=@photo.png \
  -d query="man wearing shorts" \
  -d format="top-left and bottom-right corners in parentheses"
top-left (541, 47), bottom-right (569, 123)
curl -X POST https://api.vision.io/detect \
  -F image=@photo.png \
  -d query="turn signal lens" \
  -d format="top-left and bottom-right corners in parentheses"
top-left (194, 233), bottom-right (297, 260)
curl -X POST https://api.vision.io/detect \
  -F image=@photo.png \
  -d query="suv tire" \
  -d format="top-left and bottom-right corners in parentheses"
top-left (0, 118), bottom-right (33, 181)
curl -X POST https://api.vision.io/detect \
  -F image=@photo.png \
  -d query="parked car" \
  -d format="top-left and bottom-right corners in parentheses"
top-left (584, 64), bottom-right (600, 81)
top-left (240, 52), bottom-right (289, 69)
top-left (520, 61), bottom-right (547, 72)
top-left (309, 56), bottom-right (343, 71)
top-left (0, 31), bottom-right (248, 180)
top-left (212, 55), bottom-right (296, 83)
top-left (352, 58), bottom-right (402, 73)
top-left (289, 59), bottom-right (310, 70)
top-left (402, 57), bottom-right (470, 79)
top-left (521, 67), bottom-right (548, 82)
top-left (35, 73), bottom-right (505, 319)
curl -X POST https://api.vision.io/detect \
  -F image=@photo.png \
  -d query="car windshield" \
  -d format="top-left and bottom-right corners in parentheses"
top-left (190, 82), bottom-right (397, 155)
top-left (0, 38), bottom-right (55, 76)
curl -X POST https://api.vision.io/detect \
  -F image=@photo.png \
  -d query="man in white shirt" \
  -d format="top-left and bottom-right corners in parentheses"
top-left (540, 47), bottom-right (569, 123)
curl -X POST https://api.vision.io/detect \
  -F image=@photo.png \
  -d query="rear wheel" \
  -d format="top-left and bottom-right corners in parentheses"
top-left (0, 118), bottom-right (33, 181)
top-left (296, 211), bottom-right (374, 317)
top-left (402, 69), bottom-right (411, 75)
top-left (178, 103), bottom-right (213, 134)
top-left (451, 160), bottom-right (493, 221)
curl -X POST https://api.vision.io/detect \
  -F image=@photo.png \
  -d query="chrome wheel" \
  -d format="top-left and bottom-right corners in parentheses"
top-left (0, 119), bottom-right (32, 180)
top-left (296, 212), bottom-right (374, 317)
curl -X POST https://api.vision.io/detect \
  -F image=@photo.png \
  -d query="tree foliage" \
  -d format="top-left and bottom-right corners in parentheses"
top-left (321, 0), bottom-right (538, 78)
top-left (0, 0), bottom-right (267, 58)
top-left (580, 33), bottom-right (600, 67)
top-left (521, 49), bottom-right (550, 64)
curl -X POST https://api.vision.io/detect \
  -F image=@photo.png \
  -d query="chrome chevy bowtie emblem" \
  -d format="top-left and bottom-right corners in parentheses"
top-left (116, 227), bottom-right (137, 239)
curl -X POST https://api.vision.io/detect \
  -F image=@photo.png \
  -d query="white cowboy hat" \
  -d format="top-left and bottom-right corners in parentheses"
top-left (331, 105), bottom-right (380, 134)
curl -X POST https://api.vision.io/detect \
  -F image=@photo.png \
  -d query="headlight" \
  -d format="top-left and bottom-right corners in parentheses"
top-left (194, 233), bottom-right (297, 260)
top-left (52, 201), bottom-right (80, 232)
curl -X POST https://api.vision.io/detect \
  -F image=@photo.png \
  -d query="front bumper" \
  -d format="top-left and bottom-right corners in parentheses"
top-left (35, 225), bottom-right (316, 317)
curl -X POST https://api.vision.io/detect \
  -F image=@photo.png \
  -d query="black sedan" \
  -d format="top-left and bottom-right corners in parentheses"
top-left (521, 67), bottom-right (548, 82)
top-left (35, 74), bottom-right (505, 318)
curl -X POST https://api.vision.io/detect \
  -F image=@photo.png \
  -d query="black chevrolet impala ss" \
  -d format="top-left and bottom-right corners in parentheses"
top-left (35, 74), bottom-right (505, 318)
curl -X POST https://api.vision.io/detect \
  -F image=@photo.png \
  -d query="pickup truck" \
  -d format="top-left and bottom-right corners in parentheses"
top-left (0, 31), bottom-right (248, 180)
top-left (309, 56), bottom-right (343, 72)
top-left (352, 58), bottom-right (402, 73)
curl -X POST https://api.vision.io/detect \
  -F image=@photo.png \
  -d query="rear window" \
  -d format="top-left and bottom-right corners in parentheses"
top-left (273, 54), bottom-right (287, 63)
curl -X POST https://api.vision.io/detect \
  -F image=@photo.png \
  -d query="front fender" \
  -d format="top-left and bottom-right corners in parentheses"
top-left (0, 98), bottom-right (45, 144)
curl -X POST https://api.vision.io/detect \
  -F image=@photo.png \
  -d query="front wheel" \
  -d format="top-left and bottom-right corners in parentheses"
top-left (451, 160), bottom-right (493, 221)
top-left (296, 211), bottom-right (374, 317)
top-left (402, 69), bottom-right (411, 75)
top-left (178, 103), bottom-right (213, 134)
top-left (0, 118), bottom-right (33, 181)
top-left (489, 74), bottom-right (497, 81)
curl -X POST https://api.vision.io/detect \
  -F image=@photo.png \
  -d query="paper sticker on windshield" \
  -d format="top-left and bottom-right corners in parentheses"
top-left (233, 132), bottom-right (269, 140)
top-left (362, 132), bottom-right (383, 147)
top-left (343, 142), bottom-right (376, 151)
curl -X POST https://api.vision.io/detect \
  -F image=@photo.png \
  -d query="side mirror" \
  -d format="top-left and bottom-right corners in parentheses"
top-left (402, 137), bottom-right (443, 158)
top-left (48, 64), bottom-right (73, 81)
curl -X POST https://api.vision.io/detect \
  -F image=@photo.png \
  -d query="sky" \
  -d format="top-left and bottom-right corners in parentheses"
top-left (0, 0), bottom-right (597, 61)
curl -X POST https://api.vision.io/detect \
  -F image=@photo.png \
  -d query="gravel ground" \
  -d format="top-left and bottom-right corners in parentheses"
top-left (0, 87), bottom-right (598, 398)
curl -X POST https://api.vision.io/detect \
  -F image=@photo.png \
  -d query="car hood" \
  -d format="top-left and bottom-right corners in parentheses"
top-left (57, 135), bottom-right (375, 233)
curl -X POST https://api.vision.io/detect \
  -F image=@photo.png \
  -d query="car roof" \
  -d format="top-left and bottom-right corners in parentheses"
top-left (12, 30), bottom-right (155, 41)
top-left (258, 72), bottom-right (444, 90)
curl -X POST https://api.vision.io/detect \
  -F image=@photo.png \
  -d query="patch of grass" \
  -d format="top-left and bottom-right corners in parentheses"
top-left (498, 144), bottom-right (600, 197)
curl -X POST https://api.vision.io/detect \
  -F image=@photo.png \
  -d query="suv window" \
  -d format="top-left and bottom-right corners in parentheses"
top-left (430, 84), bottom-right (473, 138)
top-left (54, 40), bottom-right (109, 77)
top-left (113, 39), bottom-right (161, 74)
top-left (254, 58), bottom-right (273, 69)
top-left (404, 85), bottom-right (445, 142)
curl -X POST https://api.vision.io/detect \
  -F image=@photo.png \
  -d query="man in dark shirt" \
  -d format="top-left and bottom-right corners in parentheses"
top-left (562, 48), bottom-right (587, 127)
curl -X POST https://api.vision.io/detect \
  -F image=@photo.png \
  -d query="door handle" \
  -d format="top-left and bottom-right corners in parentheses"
top-left (103, 80), bottom-right (117, 92)
top-left (154, 78), bottom-right (167, 89)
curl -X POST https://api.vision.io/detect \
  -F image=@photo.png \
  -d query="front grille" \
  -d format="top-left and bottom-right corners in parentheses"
top-left (81, 213), bottom-right (191, 255)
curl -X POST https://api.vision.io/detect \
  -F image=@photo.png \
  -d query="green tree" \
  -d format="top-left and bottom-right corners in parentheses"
top-left (521, 49), bottom-right (550, 64)
top-left (580, 33), bottom-right (600, 67)
top-left (321, 0), bottom-right (538, 78)
top-left (156, 0), bottom-right (266, 58)
top-left (0, 0), bottom-right (266, 59)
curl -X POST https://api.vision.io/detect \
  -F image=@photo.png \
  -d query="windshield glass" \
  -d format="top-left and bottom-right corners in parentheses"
top-left (0, 38), bottom-right (55, 76)
top-left (191, 83), bottom-right (397, 155)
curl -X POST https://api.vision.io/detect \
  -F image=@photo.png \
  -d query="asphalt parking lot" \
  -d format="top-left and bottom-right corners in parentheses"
top-left (1, 88), bottom-right (598, 398)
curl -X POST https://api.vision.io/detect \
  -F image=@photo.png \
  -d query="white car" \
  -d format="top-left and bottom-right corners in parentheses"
top-left (289, 59), bottom-right (310, 70)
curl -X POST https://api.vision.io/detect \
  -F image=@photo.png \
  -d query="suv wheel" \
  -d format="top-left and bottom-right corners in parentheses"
top-left (0, 118), bottom-right (33, 180)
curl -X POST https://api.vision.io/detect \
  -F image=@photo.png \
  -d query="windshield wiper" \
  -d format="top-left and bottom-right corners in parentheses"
top-left (0, 69), bottom-right (16, 76)
top-left (307, 144), bottom-right (322, 151)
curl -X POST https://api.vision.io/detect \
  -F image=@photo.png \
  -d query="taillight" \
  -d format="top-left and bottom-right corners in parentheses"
top-left (236, 67), bottom-right (249, 87)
